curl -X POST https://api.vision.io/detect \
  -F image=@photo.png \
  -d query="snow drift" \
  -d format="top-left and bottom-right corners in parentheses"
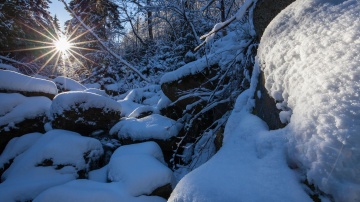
top-left (258, 0), bottom-right (360, 200)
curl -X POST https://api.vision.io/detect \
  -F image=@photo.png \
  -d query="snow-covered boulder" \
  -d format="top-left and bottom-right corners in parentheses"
top-left (108, 142), bottom-right (175, 198)
top-left (0, 70), bottom-right (58, 99)
top-left (50, 91), bottom-right (122, 135)
top-left (258, 0), bottom-right (360, 200)
top-left (0, 130), bottom-right (103, 201)
top-left (33, 179), bottom-right (166, 202)
top-left (52, 76), bottom-right (87, 93)
top-left (0, 93), bottom-right (51, 153)
top-left (0, 133), bottom-right (42, 177)
top-left (110, 114), bottom-right (183, 164)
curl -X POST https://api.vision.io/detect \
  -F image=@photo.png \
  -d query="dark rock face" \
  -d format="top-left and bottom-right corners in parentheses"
top-left (253, 71), bottom-right (286, 130)
top-left (0, 89), bottom-right (56, 100)
top-left (0, 116), bottom-right (46, 154)
top-left (161, 64), bottom-right (221, 110)
top-left (253, 0), bottom-right (296, 39)
top-left (51, 107), bottom-right (121, 136)
top-left (150, 183), bottom-right (173, 199)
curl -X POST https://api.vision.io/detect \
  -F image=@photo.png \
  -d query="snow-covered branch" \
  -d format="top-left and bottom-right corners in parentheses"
top-left (195, 0), bottom-right (257, 51)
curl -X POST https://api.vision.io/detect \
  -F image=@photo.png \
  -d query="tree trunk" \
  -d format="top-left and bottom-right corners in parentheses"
top-left (147, 0), bottom-right (153, 40)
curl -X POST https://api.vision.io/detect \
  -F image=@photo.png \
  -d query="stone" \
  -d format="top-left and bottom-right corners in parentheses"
top-left (253, 0), bottom-right (296, 39)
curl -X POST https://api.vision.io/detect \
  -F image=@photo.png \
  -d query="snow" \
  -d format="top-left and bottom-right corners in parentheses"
top-left (0, 133), bottom-right (42, 168)
top-left (85, 88), bottom-right (108, 97)
top-left (0, 63), bottom-right (18, 72)
top-left (116, 85), bottom-right (164, 117)
top-left (34, 180), bottom-right (166, 202)
top-left (53, 76), bottom-right (87, 91)
top-left (0, 70), bottom-right (58, 95)
top-left (110, 114), bottom-right (183, 141)
top-left (258, 0), bottom-right (360, 200)
top-left (169, 62), bottom-right (311, 201)
top-left (0, 93), bottom-right (51, 128)
top-left (0, 130), bottom-right (103, 201)
top-left (50, 91), bottom-right (121, 116)
top-left (160, 31), bottom-right (253, 84)
top-left (108, 142), bottom-right (175, 196)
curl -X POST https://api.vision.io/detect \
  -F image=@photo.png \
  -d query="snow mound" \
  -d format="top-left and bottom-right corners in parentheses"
top-left (53, 76), bottom-right (87, 92)
top-left (34, 179), bottom-right (166, 202)
top-left (169, 64), bottom-right (311, 201)
top-left (0, 93), bottom-right (51, 127)
top-left (258, 0), bottom-right (360, 200)
top-left (108, 142), bottom-right (175, 196)
top-left (0, 70), bottom-right (58, 95)
top-left (110, 114), bottom-right (183, 141)
top-left (50, 91), bottom-right (121, 116)
top-left (0, 130), bottom-right (103, 201)
top-left (0, 133), bottom-right (42, 169)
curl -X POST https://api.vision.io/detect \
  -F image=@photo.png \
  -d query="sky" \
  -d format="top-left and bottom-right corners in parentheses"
top-left (48, 0), bottom-right (71, 30)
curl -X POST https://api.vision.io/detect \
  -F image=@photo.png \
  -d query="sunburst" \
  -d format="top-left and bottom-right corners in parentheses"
top-left (3, 16), bottom-right (99, 76)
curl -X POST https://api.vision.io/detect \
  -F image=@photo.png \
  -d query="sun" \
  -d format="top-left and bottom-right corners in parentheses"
top-left (54, 37), bottom-right (72, 53)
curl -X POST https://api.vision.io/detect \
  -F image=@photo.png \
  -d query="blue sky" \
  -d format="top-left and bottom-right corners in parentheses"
top-left (49, 0), bottom-right (71, 30)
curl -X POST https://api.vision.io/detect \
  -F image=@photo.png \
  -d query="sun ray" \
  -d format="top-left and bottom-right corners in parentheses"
top-left (71, 40), bottom-right (98, 45)
top-left (70, 46), bottom-right (99, 51)
top-left (9, 46), bottom-right (56, 52)
top-left (30, 48), bottom-right (58, 63)
top-left (18, 38), bottom-right (54, 45)
top-left (37, 50), bottom-right (60, 74)
top-left (52, 51), bottom-right (63, 75)
top-left (68, 48), bottom-right (99, 65)
top-left (18, 21), bottom-right (58, 43)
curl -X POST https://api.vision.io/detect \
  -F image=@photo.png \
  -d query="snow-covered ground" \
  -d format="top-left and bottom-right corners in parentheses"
top-left (169, 61), bottom-right (312, 202)
top-left (0, 0), bottom-right (359, 201)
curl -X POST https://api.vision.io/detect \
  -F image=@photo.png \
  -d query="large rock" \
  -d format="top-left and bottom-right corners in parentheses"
top-left (253, 71), bottom-right (286, 130)
top-left (108, 142), bottom-right (175, 198)
top-left (0, 93), bottom-right (51, 154)
top-left (161, 64), bottom-right (220, 110)
top-left (0, 130), bottom-right (103, 201)
top-left (50, 91), bottom-right (122, 135)
top-left (110, 114), bottom-right (183, 165)
top-left (0, 70), bottom-right (58, 99)
top-left (253, 0), bottom-right (296, 39)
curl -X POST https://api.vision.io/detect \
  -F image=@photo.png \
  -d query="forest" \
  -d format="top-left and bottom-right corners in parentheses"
top-left (0, 0), bottom-right (359, 201)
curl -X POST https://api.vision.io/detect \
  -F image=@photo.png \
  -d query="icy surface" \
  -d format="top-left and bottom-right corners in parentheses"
top-left (169, 63), bottom-right (311, 201)
top-left (53, 76), bottom-right (87, 91)
top-left (0, 130), bottom-right (103, 201)
top-left (110, 114), bottom-right (183, 141)
top-left (258, 0), bottom-right (360, 200)
top-left (34, 180), bottom-right (166, 202)
top-left (108, 142), bottom-right (175, 196)
top-left (0, 93), bottom-right (51, 127)
top-left (0, 70), bottom-right (58, 95)
top-left (50, 91), bottom-right (121, 115)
